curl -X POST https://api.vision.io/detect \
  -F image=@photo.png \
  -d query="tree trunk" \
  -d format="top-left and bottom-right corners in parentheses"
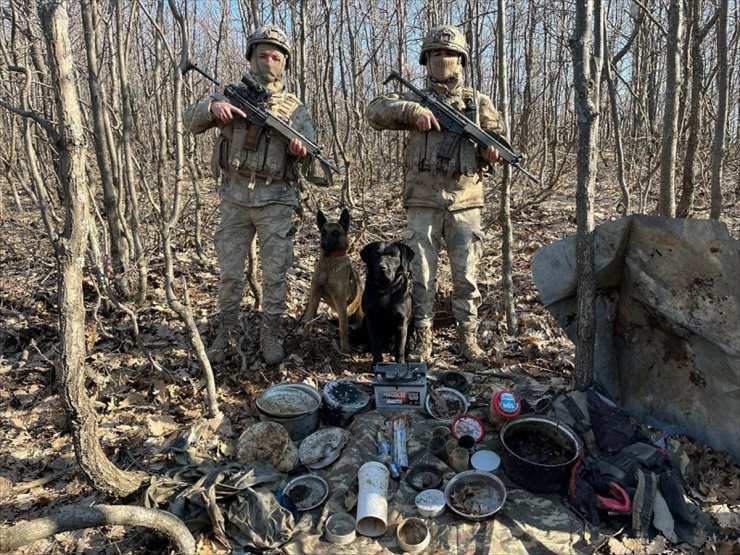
top-left (166, 0), bottom-right (221, 419)
top-left (677, 0), bottom-right (703, 218)
top-left (80, 0), bottom-right (131, 298)
top-left (0, 504), bottom-right (195, 555)
top-left (570, 0), bottom-right (602, 389)
top-left (39, 0), bottom-right (146, 497)
top-left (658, 0), bottom-right (683, 216)
top-left (709, 0), bottom-right (729, 220)
top-left (497, 0), bottom-right (518, 335)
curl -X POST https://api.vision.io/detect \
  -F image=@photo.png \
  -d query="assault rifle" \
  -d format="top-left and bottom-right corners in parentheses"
top-left (186, 63), bottom-right (340, 184)
top-left (383, 70), bottom-right (539, 184)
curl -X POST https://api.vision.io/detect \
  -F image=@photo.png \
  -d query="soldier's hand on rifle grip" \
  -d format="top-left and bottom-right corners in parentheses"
top-left (415, 108), bottom-right (441, 132)
top-left (484, 145), bottom-right (504, 165)
top-left (288, 138), bottom-right (307, 158)
top-left (210, 101), bottom-right (246, 125)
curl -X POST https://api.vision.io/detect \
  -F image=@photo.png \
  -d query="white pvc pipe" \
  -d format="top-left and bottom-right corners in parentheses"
top-left (355, 462), bottom-right (390, 537)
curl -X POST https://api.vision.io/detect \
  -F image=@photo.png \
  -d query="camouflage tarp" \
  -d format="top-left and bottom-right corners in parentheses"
top-left (284, 410), bottom-right (602, 554)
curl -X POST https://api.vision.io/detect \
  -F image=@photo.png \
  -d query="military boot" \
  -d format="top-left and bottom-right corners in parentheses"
top-left (209, 313), bottom-right (238, 363)
top-left (457, 323), bottom-right (489, 365)
top-left (409, 325), bottom-right (433, 362)
top-left (261, 315), bottom-right (285, 365)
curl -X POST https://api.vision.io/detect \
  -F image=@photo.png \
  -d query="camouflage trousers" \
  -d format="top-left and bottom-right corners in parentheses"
top-left (403, 207), bottom-right (484, 327)
top-left (215, 198), bottom-right (295, 321)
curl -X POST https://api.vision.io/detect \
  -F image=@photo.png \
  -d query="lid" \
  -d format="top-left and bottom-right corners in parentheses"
top-left (323, 381), bottom-right (370, 410)
top-left (299, 427), bottom-right (351, 469)
top-left (471, 450), bottom-right (501, 472)
top-left (373, 362), bottom-right (427, 383)
top-left (451, 414), bottom-right (485, 442)
top-left (257, 384), bottom-right (320, 417)
top-left (492, 390), bottom-right (521, 419)
top-left (415, 489), bottom-right (446, 511)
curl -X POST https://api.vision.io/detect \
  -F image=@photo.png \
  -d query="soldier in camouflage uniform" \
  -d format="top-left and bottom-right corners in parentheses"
top-left (366, 26), bottom-right (509, 364)
top-left (184, 26), bottom-right (316, 365)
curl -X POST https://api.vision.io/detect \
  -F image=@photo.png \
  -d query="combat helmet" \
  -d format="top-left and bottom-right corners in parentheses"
top-left (419, 25), bottom-right (469, 67)
top-left (246, 25), bottom-right (292, 68)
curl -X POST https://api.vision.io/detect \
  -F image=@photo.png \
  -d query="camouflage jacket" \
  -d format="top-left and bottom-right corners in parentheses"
top-left (366, 85), bottom-right (508, 211)
top-left (184, 76), bottom-right (315, 208)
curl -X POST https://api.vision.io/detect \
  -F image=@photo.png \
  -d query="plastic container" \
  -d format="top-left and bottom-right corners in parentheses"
top-left (322, 380), bottom-right (370, 427)
top-left (325, 512), bottom-right (356, 545)
top-left (489, 390), bottom-right (521, 430)
top-left (500, 415), bottom-right (581, 493)
top-left (356, 462), bottom-right (390, 537)
top-left (470, 450), bottom-right (501, 472)
top-left (396, 517), bottom-right (431, 553)
top-left (415, 489), bottom-right (446, 517)
top-left (451, 414), bottom-right (485, 442)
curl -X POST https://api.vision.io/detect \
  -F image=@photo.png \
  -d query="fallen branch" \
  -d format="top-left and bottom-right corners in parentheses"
top-left (0, 504), bottom-right (195, 554)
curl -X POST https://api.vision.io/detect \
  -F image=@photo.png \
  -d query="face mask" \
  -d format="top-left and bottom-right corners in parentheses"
top-left (429, 53), bottom-right (461, 81)
top-left (251, 44), bottom-right (286, 83)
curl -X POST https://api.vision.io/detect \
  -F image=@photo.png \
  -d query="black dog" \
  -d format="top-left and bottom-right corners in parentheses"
top-left (360, 241), bottom-right (414, 364)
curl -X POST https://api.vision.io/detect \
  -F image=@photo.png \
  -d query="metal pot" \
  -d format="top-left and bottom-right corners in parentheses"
top-left (256, 383), bottom-right (322, 441)
top-left (500, 415), bottom-right (581, 493)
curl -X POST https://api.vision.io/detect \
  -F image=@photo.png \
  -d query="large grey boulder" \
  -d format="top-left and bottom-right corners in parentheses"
top-left (532, 216), bottom-right (740, 460)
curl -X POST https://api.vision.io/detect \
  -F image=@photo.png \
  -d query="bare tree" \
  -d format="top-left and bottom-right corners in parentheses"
top-left (39, 0), bottom-right (146, 497)
top-left (658, 0), bottom-right (683, 217)
top-left (496, 0), bottom-right (517, 335)
top-left (570, 0), bottom-right (603, 388)
top-left (710, 0), bottom-right (729, 219)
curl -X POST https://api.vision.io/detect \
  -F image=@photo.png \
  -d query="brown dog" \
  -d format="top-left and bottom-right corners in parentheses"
top-left (303, 208), bottom-right (364, 352)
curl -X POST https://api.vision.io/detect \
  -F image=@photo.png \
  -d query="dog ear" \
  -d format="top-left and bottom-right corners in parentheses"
top-left (360, 242), bottom-right (379, 265)
top-left (339, 208), bottom-right (350, 232)
top-left (399, 243), bottom-right (415, 270)
top-left (316, 210), bottom-right (327, 230)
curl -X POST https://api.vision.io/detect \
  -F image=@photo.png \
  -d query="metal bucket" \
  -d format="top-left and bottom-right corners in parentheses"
top-left (256, 383), bottom-right (322, 441)
top-left (500, 415), bottom-right (581, 493)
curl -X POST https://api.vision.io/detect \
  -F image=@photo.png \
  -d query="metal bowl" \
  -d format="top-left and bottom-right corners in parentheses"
top-left (444, 470), bottom-right (506, 521)
top-left (282, 474), bottom-right (330, 511)
top-left (425, 387), bottom-right (469, 422)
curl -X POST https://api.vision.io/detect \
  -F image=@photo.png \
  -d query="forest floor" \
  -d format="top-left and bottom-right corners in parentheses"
top-left (0, 172), bottom-right (738, 554)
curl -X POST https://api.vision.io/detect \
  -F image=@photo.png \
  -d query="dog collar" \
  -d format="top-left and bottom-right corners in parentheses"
top-left (325, 249), bottom-right (347, 257)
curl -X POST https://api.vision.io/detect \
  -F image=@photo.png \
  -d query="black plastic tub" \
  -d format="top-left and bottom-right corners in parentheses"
top-left (500, 415), bottom-right (581, 493)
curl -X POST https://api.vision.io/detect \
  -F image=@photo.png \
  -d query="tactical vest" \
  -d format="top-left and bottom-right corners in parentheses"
top-left (405, 87), bottom-right (479, 178)
top-left (211, 92), bottom-right (301, 185)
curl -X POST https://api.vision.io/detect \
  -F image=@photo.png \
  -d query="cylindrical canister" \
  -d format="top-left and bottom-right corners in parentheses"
top-left (490, 390), bottom-right (521, 429)
top-left (356, 462), bottom-right (390, 537)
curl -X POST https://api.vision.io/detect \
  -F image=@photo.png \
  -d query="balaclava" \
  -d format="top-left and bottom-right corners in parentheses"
top-left (250, 43), bottom-right (286, 93)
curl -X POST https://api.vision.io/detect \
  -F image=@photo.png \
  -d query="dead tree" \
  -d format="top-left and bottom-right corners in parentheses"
top-left (570, 0), bottom-right (603, 389)
top-left (658, 0), bottom-right (683, 217)
top-left (710, 0), bottom-right (729, 220)
top-left (0, 504), bottom-right (195, 555)
top-left (497, 0), bottom-right (518, 335)
top-left (39, 0), bottom-right (146, 497)
top-left (80, 0), bottom-right (132, 298)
